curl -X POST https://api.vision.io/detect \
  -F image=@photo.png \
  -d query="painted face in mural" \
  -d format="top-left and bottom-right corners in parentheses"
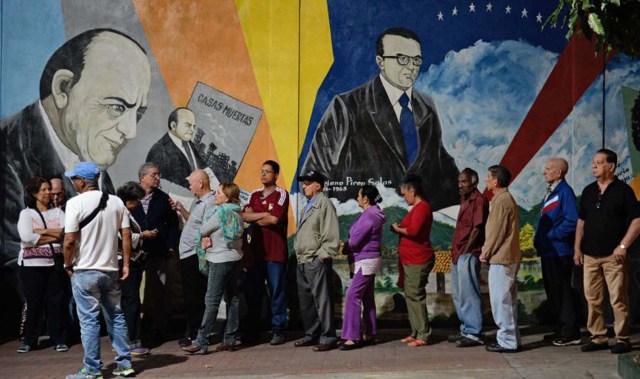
top-left (376, 34), bottom-right (422, 91)
top-left (458, 172), bottom-right (475, 197)
top-left (56, 32), bottom-right (151, 170)
top-left (170, 108), bottom-right (197, 142)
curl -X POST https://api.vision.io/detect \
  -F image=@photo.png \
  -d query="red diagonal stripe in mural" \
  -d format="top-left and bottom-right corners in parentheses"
top-left (499, 33), bottom-right (614, 182)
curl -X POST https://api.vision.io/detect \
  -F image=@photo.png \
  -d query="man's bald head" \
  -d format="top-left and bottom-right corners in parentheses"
top-left (543, 157), bottom-right (569, 185)
top-left (188, 169), bottom-right (211, 197)
top-left (50, 178), bottom-right (66, 207)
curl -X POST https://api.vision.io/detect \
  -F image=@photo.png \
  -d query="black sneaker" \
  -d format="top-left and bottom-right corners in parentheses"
top-left (610, 342), bottom-right (632, 354)
top-left (543, 333), bottom-right (558, 342)
top-left (580, 341), bottom-right (609, 352)
top-left (16, 344), bottom-right (31, 353)
top-left (552, 336), bottom-right (582, 347)
top-left (456, 336), bottom-right (484, 348)
top-left (447, 333), bottom-right (462, 343)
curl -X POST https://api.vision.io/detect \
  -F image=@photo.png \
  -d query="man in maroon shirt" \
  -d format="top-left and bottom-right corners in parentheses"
top-left (242, 160), bottom-right (290, 345)
top-left (449, 168), bottom-right (489, 347)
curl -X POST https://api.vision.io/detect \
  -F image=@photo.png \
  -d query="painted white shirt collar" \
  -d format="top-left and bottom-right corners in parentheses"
top-left (379, 73), bottom-right (413, 121)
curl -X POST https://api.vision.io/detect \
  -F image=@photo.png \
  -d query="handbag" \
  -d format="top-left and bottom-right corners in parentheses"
top-left (34, 209), bottom-right (64, 272)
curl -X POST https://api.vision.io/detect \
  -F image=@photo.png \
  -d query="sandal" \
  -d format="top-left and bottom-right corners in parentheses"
top-left (408, 339), bottom-right (428, 347)
top-left (400, 336), bottom-right (416, 343)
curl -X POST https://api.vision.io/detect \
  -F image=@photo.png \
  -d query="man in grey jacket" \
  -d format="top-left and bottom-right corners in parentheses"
top-left (294, 171), bottom-right (339, 351)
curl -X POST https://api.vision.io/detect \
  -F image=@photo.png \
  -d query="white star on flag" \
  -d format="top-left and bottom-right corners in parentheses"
top-left (536, 13), bottom-right (543, 23)
top-left (437, 11), bottom-right (444, 20)
top-left (452, 6), bottom-right (458, 15)
top-left (486, 2), bottom-right (493, 12)
top-left (469, 2), bottom-right (476, 12)
top-left (505, 5), bottom-right (511, 14)
top-left (521, 8), bottom-right (528, 18)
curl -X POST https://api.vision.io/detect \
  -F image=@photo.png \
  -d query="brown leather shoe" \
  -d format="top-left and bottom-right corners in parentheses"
top-left (215, 342), bottom-right (235, 352)
top-left (294, 340), bottom-right (318, 347)
top-left (313, 343), bottom-right (337, 352)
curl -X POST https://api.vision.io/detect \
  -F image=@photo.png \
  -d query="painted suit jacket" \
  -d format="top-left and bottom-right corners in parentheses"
top-left (146, 132), bottom-right (206, 188)
top-left (301, 76), bottom-right (459, 210)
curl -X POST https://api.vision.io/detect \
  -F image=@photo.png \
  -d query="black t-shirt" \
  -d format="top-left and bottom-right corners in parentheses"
top-left (579, 178), bottom-right (640, 256)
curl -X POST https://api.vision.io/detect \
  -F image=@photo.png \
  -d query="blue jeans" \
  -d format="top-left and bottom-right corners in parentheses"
top-left (71, 270), bottom-right (131, 375)
top-left (246, 260), bottom-right (287, 334)
top-left (196, 261), bottom-right (240, 351)
top-left (451, 254), bottom-right (483, 339)
top-left (488, 263), bottom-right (521, 349)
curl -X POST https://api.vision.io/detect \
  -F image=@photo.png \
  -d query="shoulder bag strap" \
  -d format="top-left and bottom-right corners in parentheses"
top-left (79, 191), bottom-right (109, 230)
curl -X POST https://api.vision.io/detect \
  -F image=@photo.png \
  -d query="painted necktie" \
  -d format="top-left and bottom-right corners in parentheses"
top-left (399, 92), bottom-right (418, 165)
top-left (182, 140), bottom-right (196, 170)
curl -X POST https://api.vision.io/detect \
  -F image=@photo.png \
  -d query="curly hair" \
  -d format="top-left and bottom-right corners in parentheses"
top-left (24, 176), bottom-right (51, 209)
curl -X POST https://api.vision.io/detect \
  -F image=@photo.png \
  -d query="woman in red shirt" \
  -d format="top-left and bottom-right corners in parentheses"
top-left (391, 175), bottom-right (435, 347)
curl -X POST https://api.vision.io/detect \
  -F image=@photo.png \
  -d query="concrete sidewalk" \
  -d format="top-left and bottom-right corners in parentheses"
top-left (0, 326), bottom-right (632, 378)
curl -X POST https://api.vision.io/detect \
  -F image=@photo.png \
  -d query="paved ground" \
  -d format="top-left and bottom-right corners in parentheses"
top-left (1, 326), bottom-right (635, 378)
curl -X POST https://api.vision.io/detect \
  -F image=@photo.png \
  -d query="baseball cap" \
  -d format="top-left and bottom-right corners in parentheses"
top-left (297, 170), bottom-right (326, 185)
top-left (64, 162), bottom-right (100, 179)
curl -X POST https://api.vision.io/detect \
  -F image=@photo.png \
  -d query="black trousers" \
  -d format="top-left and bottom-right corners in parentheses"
top-left (119, 259), bottom-right (143, 343)
top-left (19, 265), bottom-right (68, 346)
top-left (296, 258), bottom-right (336, 345)
top-left (541, 256), bottom-right (581, 338)
top-left (180, 254), bottom-right (207, 340)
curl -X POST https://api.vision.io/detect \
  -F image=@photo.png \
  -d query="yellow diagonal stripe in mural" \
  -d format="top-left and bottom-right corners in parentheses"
top-left (300, 0), bottom-right (333, 155)
top-left (235, 0), bottom-right (299, 188)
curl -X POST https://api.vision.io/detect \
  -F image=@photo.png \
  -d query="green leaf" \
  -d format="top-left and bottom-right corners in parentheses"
top-left (588, 12), bottom-right (605, 35)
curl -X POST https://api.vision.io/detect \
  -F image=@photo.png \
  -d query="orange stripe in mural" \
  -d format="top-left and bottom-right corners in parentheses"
top-left (132, 0), bottom-right (280, 192)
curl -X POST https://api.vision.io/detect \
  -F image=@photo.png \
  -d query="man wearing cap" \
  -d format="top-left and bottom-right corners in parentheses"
top-left (293, 171), bottom-right (339, 352)
top-left (62, 162), bottom-right (135, 379)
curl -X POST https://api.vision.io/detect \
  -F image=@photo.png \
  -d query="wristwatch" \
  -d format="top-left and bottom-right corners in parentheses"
top-left (64, 265), bottom-right (74, 273)
top-left (619, 244), bottom-right (627, 250)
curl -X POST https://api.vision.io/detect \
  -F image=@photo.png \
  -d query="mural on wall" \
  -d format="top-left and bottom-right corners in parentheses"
top-left (1, 28), bottom-right (152, 261)
top-left (1, 0), bottom-right (640, 327)
top-left (295, 0), bottom-right (640, 321)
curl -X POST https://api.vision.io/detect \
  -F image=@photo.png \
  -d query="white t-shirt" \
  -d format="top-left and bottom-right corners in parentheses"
top-left (65, 190), bottom-right (130, 271)
top-left (17, 207), bottom-right (65, 267)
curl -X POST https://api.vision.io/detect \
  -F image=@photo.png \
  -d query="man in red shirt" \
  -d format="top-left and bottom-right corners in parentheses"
top-left (242, 160), bottom-right (290, 345)
top-left (449, 168), bottom-right (489, 347)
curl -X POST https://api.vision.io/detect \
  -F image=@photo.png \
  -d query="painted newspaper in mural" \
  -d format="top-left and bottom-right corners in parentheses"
top-left (186, 82), bottom-right (262, 183)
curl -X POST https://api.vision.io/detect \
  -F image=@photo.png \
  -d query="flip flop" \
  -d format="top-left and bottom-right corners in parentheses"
top-left (401, 336), bottom-right (416, 343)
top-left (408, 339), bottom-right (428, 347)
